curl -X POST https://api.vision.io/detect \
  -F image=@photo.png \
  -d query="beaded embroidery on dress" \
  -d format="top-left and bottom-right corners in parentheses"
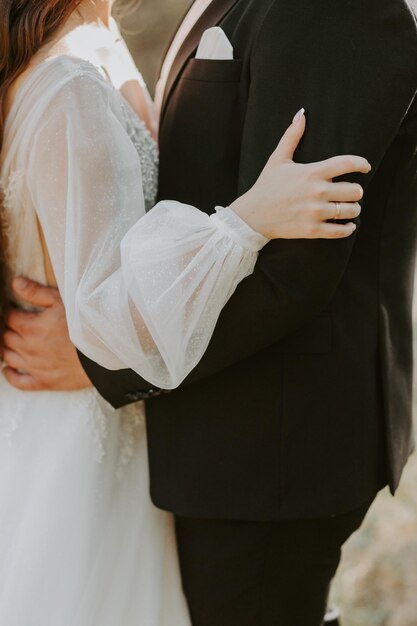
top-left (120, 99), bottom-right (159, 212)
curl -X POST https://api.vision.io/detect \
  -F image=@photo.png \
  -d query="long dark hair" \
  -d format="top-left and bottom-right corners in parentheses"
top-left (0, 0), bottom-right (82, 349)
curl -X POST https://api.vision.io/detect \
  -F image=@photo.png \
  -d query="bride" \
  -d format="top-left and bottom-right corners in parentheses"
top-left (0, 0), bottom-right (370, 623)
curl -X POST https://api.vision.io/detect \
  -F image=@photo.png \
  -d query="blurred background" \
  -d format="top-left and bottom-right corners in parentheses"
top-left (118, 0), bottom-right (191, 94)
top-left (121, 1), bottom-right (417, 624)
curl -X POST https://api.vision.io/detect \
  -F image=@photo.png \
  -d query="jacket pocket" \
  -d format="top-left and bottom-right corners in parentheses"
top-left (183, 58), bottom-right (243, 83)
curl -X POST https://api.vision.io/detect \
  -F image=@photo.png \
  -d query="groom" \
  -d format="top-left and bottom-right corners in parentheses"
top-left (4, 0), bottom-right (417, 624)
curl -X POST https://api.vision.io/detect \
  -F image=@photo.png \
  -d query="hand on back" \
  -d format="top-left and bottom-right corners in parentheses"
top-left (2, 278), bottom-right (91, 392)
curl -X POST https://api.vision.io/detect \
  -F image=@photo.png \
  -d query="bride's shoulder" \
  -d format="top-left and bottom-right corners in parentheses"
top-left (24, 56), bottom-right (120, 122)
top-left (42, 56), bottom-right (110, 95)
top-left (50, 56), bottom-right (116, 105)
top-left (5, 56), bottom-right (122, 152)
top-left (5, 56), bottom-right (99, 119)
top-left (26, 56), bottom-right (114, 107)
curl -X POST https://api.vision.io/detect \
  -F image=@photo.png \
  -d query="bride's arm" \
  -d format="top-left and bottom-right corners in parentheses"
top-left (26, 74), bottom-right (267, 388)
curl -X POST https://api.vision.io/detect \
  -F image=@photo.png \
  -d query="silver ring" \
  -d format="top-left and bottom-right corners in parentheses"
top-left (334, 202), bottom-right (341, 219)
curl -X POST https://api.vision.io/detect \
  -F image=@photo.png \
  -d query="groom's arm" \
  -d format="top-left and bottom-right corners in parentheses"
top-left (79, 0), bottom-right (417, 404)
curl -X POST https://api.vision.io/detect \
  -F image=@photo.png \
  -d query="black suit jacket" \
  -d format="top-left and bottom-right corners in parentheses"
top-left (80, 0), bottom-right (417, 520)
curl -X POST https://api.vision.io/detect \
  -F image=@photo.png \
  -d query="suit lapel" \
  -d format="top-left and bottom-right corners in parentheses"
top-left (160, 0), bottom-right (240, 123)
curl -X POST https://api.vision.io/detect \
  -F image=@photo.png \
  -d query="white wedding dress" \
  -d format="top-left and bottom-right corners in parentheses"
top-left (0, 20), bottom-right (267, 626)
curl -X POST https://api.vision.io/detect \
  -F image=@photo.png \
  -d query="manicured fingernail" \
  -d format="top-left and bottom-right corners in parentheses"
top-left (293, 108), bottom-right (305, 124)
top-left (13, 277), bottom-right (28, 291)
top-left (351, 223), bottom-right (357, 233)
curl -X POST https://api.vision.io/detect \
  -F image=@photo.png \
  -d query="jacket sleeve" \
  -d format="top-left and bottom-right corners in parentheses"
top-left (81, 0), bottom-right (417, 407)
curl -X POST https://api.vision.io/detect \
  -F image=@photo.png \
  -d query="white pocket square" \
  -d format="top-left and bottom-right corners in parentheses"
top-left (196, 27), bottom-right (234, 61)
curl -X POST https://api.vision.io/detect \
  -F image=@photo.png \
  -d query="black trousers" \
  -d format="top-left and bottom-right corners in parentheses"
top-left (175, 500), bottom-right (373, 626)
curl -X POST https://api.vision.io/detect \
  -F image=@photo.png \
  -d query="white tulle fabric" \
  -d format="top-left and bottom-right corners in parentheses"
top-left (0, 387), bottom-right (191, 626)
top-left (0, 32), bottom-right (267, 626)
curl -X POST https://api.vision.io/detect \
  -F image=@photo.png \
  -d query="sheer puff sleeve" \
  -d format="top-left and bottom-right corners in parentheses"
top-left (28, 64), bottom-right (268, 389)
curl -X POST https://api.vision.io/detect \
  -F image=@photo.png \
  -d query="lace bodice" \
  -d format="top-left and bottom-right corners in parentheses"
top-left (119, 98), bottom-right (158, 212)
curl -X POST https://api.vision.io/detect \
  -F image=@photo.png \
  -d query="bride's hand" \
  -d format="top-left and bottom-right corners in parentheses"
top-left (231, 109), bottom-right (371, 240)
